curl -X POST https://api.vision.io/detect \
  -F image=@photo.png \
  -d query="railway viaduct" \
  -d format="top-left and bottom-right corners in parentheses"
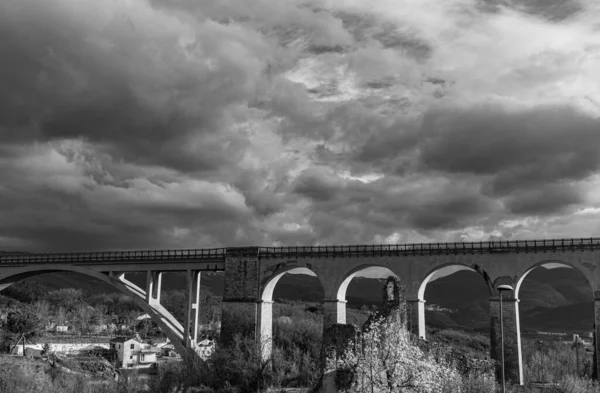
top-left (2, 237), bottom-right (600, 384)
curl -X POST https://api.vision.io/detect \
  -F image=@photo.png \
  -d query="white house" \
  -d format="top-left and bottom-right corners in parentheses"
top-left (110, 337), bottom-right (159, 369)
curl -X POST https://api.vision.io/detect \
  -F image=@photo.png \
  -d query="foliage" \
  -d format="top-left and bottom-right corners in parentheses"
top-left (339, 316), bottom-right (464, 393)
top-left (6, 305), bottom-right (41, 337)
top-left (1, 280), bottom-right (48, 304)
top-left (522, 338), bottom-right (594, 383)
top-left (47, 289), bottom-right (84, 313)
top-left (135, 318), bottom-right (162, 339)
top-left (427, 328), bottom-right (489, 360)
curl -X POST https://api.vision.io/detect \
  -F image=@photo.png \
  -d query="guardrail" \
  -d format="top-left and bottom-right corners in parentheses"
top-left (258, 237), bottom-right (600, 258)
top-left (0, 248), bottom-right (227, 264)
top-left (2, 238), bottom-right (599, 264)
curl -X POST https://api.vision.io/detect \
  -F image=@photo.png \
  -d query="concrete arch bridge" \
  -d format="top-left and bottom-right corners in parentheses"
top-left (2, 238), bottom-right (600, 384)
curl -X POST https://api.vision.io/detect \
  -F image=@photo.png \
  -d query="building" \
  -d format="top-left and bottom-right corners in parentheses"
top-left (160, 342), bottom-right (179, 358)
top-left (109, 337), bottom-right (159, 369)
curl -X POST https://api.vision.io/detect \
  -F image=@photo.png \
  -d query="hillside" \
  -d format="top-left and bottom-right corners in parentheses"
top-left (2, 266), bottom-right (592, 334)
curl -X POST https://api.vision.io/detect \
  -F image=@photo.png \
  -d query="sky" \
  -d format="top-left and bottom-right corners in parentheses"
top-left (1, 0), bottom-right (600, 253)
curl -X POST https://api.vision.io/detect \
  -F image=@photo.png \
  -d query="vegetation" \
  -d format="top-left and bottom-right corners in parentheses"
top-left (3, 279), bottom-right (600, 392)
top-left (427, 328), bottom-right (489, 360)
top-left (0, 280), bottom-right (222, 350)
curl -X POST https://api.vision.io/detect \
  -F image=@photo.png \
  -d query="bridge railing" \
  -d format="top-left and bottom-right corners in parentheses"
top-left (2, 238), bottom-right (600, 264)
top-left (258, 237), bottom-right (600, 258)
top-left (0, 248), bottom-right (227, 264)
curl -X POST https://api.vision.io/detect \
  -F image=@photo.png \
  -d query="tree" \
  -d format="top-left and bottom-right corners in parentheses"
top-left (339, 316), bottom-right (462, 393)
top-left (73, 304), bottom-right (98, 334)
top-left (6, 305), bottom-right (42, 356)
top-left (6, 306), bottom-right (41, 337)
top-left (135, 318), bottom-right (160, 339)
top-left (47, 288), bottom-right (83, 313)
top-left (1, 280), bottom-right (48, 303)
top-left (32, 300), bottom-right (51, 328)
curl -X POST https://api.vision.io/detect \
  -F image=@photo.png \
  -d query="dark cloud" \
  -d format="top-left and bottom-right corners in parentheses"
top-left (502, 184), bottom-right (583, 216)
top-left (292, 168), bottom-right (343, 202)
top-left (0, 0), bottom-right (272, 172)
top-left (1, 0), bottom-right (599, 251)
top-left (418, 103), bottom-right (600, 194)
top-left (477, 0), bottom-right (583, 22)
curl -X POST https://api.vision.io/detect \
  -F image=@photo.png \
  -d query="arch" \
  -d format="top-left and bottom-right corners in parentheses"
top-left (515, 260), bottom-right (594, 300)
top-left (336, 264), bottom-right (398, 302)
top-left (0, 265), bottom-right (192, 358)
top-left (261, 266), bottom-right (320, 302)
top-left (257, 265), bottom-right (324, 362)
top-left (417, 262), bottom-right (494, 301)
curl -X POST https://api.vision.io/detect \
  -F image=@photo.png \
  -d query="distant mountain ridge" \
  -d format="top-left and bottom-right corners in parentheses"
top-left (4, 267), bottom-right (593, 333)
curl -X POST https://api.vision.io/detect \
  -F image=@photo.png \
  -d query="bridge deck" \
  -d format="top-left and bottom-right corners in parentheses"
top-left (1, 237), bottom-right (600, 264)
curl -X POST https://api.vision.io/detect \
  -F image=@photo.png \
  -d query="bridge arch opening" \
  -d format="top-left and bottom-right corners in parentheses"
top-left (336, 265), bottom-right (400, 328)
top-left (515, 261), bottom-right (594, 382)
top-left (417, 263), bottom-right (494, 346)
top-left (259, 266), bottom-right (325, 370)
top-left (0, 265), bottom-right (195, 359)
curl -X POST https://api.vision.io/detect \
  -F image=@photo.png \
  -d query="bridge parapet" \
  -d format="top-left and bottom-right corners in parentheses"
top-left (0, 248), bottom-right (227, 264)
top-left (3, 237), bottom-right (600, 264)
top-left (258, 237), bottom-right (600, 258)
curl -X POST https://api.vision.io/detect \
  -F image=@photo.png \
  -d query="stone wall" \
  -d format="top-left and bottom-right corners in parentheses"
top-left (363, 276), bottom-right (407, 333)
top-left (314, 323), bottom-right (360, 393)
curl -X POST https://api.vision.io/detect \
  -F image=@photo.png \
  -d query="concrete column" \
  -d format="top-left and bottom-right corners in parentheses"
top-left (490, 296), bottom-right (523, 386)
top-left (406, 299), bottom-right (426, 339)
top-left (323, 300), bottom-right (347, 331)
top-left (192, 272), bottom-right (201, 344)
top-left (145, 271), bottom-right (162, 306)
top-left (184, 270), bottom-right (200, 348)
top-left (220, 247), bottom-right (260, 348)
top-left (593, 298), bottom-right (600, 379)
top-left (258, 300), bottom-right (274, 362)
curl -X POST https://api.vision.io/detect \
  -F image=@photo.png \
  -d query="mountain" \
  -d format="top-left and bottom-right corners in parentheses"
top-left (20, 271), bottom-right (226, 297)
top-left (424, 267), bottom-right (593, 333)
top-left (2, 266), bottom-right (592, 334)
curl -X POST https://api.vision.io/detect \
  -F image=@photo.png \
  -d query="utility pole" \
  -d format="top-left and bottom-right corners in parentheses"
top-left (572, 335), bottom-right (582, 376)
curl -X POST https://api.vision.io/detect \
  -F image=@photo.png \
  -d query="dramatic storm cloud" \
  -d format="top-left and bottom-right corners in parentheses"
top-left (1, 0), bottom-right (599, 251)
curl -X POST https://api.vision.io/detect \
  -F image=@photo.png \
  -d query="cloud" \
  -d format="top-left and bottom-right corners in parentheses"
top-left (418, 102), bottom-right (600, 189)
top-left (0, 0), bottom-right (272, 172)
top-left (1, 0), bottom-right (600, 251)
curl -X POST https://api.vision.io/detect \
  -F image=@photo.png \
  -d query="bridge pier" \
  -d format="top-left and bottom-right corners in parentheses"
top-left (184, 270), bottom-right (201, 348)
top-left (258, 300), bottom-right (274, 360)
top-left (323, 300), bottom-right (347, 330)
top-left (490, 296), bottom-right (523, 385)
top-left (220, 247), bottom-right (265, 357)
top-left (594, 297), bottom-right (600, 379)
top-left (407, 298), bottom-right (426, 339)
top-left (145, 271), bottom-right (162, 306)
